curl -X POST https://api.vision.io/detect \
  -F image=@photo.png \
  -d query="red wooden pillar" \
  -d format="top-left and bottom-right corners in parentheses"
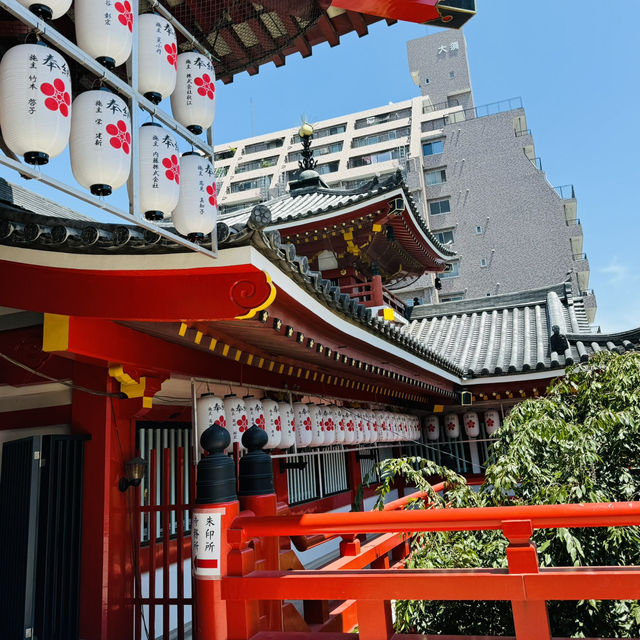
top-left (503, 519), bottom-right (551, 640)
top-left (71, 361), bottom-right (136, 640)
top-left (192, 422), bottom-right (240, 640)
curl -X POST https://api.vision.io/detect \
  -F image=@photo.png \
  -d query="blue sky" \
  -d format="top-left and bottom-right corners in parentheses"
top-left (2, 1), bottom-right (638, 332)
top-left (213, 0), bottom-right (640, 332)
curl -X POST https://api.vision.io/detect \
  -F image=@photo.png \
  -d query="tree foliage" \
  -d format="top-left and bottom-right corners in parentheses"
top-left (371, 352), bottom-right (640, 637)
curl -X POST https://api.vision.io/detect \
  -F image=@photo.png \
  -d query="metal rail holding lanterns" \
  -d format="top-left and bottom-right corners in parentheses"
top-left (0, 0), bottom-right (218, 257)
top-left (221, 500), bottom-right (640, 640)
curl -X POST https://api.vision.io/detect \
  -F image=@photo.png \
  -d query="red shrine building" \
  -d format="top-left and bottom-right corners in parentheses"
top-left (0, 0), bottom-right (639, 639)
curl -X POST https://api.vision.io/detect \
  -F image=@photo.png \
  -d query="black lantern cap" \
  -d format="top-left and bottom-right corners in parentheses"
top-left (195, 423), bottom-right (237, 504)
top-left (238, 425), bottom-right (274, 497)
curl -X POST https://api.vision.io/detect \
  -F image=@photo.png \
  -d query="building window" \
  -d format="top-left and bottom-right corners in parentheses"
top-left (440, 294), bottom-right (464, 302)
top-left (429, 198), bottom-right (451, 215)
top-left (422, 140), bottom-right (444, 156)
top-left (475, 225), bottom-right (483, 234)
top-left (348, 146), bottom-right (408, 169)
top-left (352, 127), bottom-right (409, 149)
top-left (434, 229), bottom-right (455, 245)
top-left (354, 108), bottom-right (411, 130)
top-left (480, 258), bottom-right (488, 268)
top-left (425, 168), bottom-right (447, 186)
top-left (243, 138), bottom-right (284, 155)
top-left (214, 148), bottom-right (235, 161)
top-left (229, 175), bottom-right (272, 193)
top-left (449, 71), bottom-right (455, 79)
top-left (440, 261), bottom-right (459, 278)
top-left (424, 78), bottom-right (430, 84)
top-left (288, 141), bottom-right (343, 162)
top-left (236, 156), bottom-right (279, 173)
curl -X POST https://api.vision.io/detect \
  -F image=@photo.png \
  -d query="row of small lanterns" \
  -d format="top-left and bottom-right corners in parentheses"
top-left (424, 410), bottom-right (501, 440)
top-left (196, 393), bottom-right (423, 453)
top-left (0, 9), bottom-right (217, 239)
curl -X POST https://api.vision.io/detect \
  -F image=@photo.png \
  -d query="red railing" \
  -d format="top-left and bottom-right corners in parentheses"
top-left (222, 501), bottom-right (640, 640)
top-left (340, 275), bottom-right (406, 315)
top-left (133, 448), bottom-right (195, 640)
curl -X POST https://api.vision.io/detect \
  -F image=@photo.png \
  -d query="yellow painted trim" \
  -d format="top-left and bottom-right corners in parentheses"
top-left (305, 370), bottom-right (310, 379)
top-left (279, 364), bottom-right (285, 375)
top-left (194, 331), bottom-right (203, 344)
top-left (268, 361), bottom-right (275, 372)
top-left (178, 323), bottom-right (188, 336)
top-left (43, 313), bottom-right (70, 352)
top-left (143, 396), bottom-right (153, 409)
top-left (287, 365), bottom-right (293, 376)
top-left (313, 372), bottom-right (318, 381)
top-left (372, 223), bottom-right (382, 232)
top-left (258, 358), bottom-right (264, 368)
top-left (247, 354), bottom-right (254, 366)
top-left (433, 404), bottom-right (444, 413)
top-left (320, 373), bottom-right (325, 383)
top-left (382, 307), bottom-right (395, 321)
top-left (234, 272), bottom-right (277, 320)
top-left (222, 344), bottom-right (230, 357)
top-left (234, 349), bottom-right (242, 362)
top-left (209, 337), bottom-right (218, 351)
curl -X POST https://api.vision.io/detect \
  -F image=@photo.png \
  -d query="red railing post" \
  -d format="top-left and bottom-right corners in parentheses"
top-left (502, 519), bottom-right (551, 640)
top-left (226, 524), bottom-right (260, 640)
top-left (356, 599), bottom-right (394, 640)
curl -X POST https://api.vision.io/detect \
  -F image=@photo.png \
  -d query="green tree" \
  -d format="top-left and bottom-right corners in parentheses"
top-left (371, 352), bottom-right (640, 637)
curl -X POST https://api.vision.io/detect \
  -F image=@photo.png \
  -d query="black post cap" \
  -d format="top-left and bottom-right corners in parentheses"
top-left (195, 423), bottom-right (237, 504)
top-left (238, 425), bottom-right (274, 496)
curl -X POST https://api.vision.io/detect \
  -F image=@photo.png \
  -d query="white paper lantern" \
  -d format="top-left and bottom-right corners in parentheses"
top-left (353, 412), bottom-right (364, 444)
top-left (344, 410), bottom-right (356, 444)
top-left (70, 89), bottom-right (131, 196)
top-left (244, 395), bottom-right (265, 435)
top-left (171, 52), bottom-right (216, 135)
top-left (138, 122), bottom-right (180, 220)
top-left (260, 399), bottom-right (281, 450)
top-left (195, 393), bottom-right (226, 453)
top-left (277, 402), bottom-right (296, 449)
top-left (75, 0), bottom-right (133, 68)
top-left (424, 415), bottom-right (440, 441)
top-left (16, 0), bottom-right (71, 20)
top-left (463, 411), bottom-right (480, 438)
top-left (323, 406), bottom-right (337, 446)
top-left (362, 412), bottom-right (373, 443)
top-left (293, 401), bottom-right (312, 448)
top-left (367, 410), bottom-right (378, 443)
top-left (172, 152), bottom-right (217, 241)
top-left (484, 409), bottom-right (501, 436)
top-left (444, 414), bottom-right (460, 439)
top-left (138, 13), bottom-right (177, 104)
top-left (334, 407), bottom-right (346, 444)
top-left (309, 404), bottom-right (326, 447)
top-left (223, 394), bottom-right (248, 452)
top-left (0, 44), bottom-right (71, 165)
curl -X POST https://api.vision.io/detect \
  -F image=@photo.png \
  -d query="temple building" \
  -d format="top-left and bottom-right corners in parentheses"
top-left (0, 1), bottom-right (637, 639)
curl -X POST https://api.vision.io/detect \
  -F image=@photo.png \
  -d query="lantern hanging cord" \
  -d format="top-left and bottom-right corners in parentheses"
top-left (0, 351), bottom-right (125, 398)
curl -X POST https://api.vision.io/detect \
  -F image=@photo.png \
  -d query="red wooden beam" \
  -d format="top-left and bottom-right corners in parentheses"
top-left (231, 501), bottom-right (640, 538)
top-left (222, 568), bottom-right (640, 602)
top-left (0, 259), bottom-right (275, 321)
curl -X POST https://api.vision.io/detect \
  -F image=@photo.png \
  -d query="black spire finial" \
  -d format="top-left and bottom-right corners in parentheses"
top-left (238, 425), bottom-right (274, 496)
top-left (195, 423), bottom-right (237, 504)
top-left (298, 123), bottom-right (317, 172)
